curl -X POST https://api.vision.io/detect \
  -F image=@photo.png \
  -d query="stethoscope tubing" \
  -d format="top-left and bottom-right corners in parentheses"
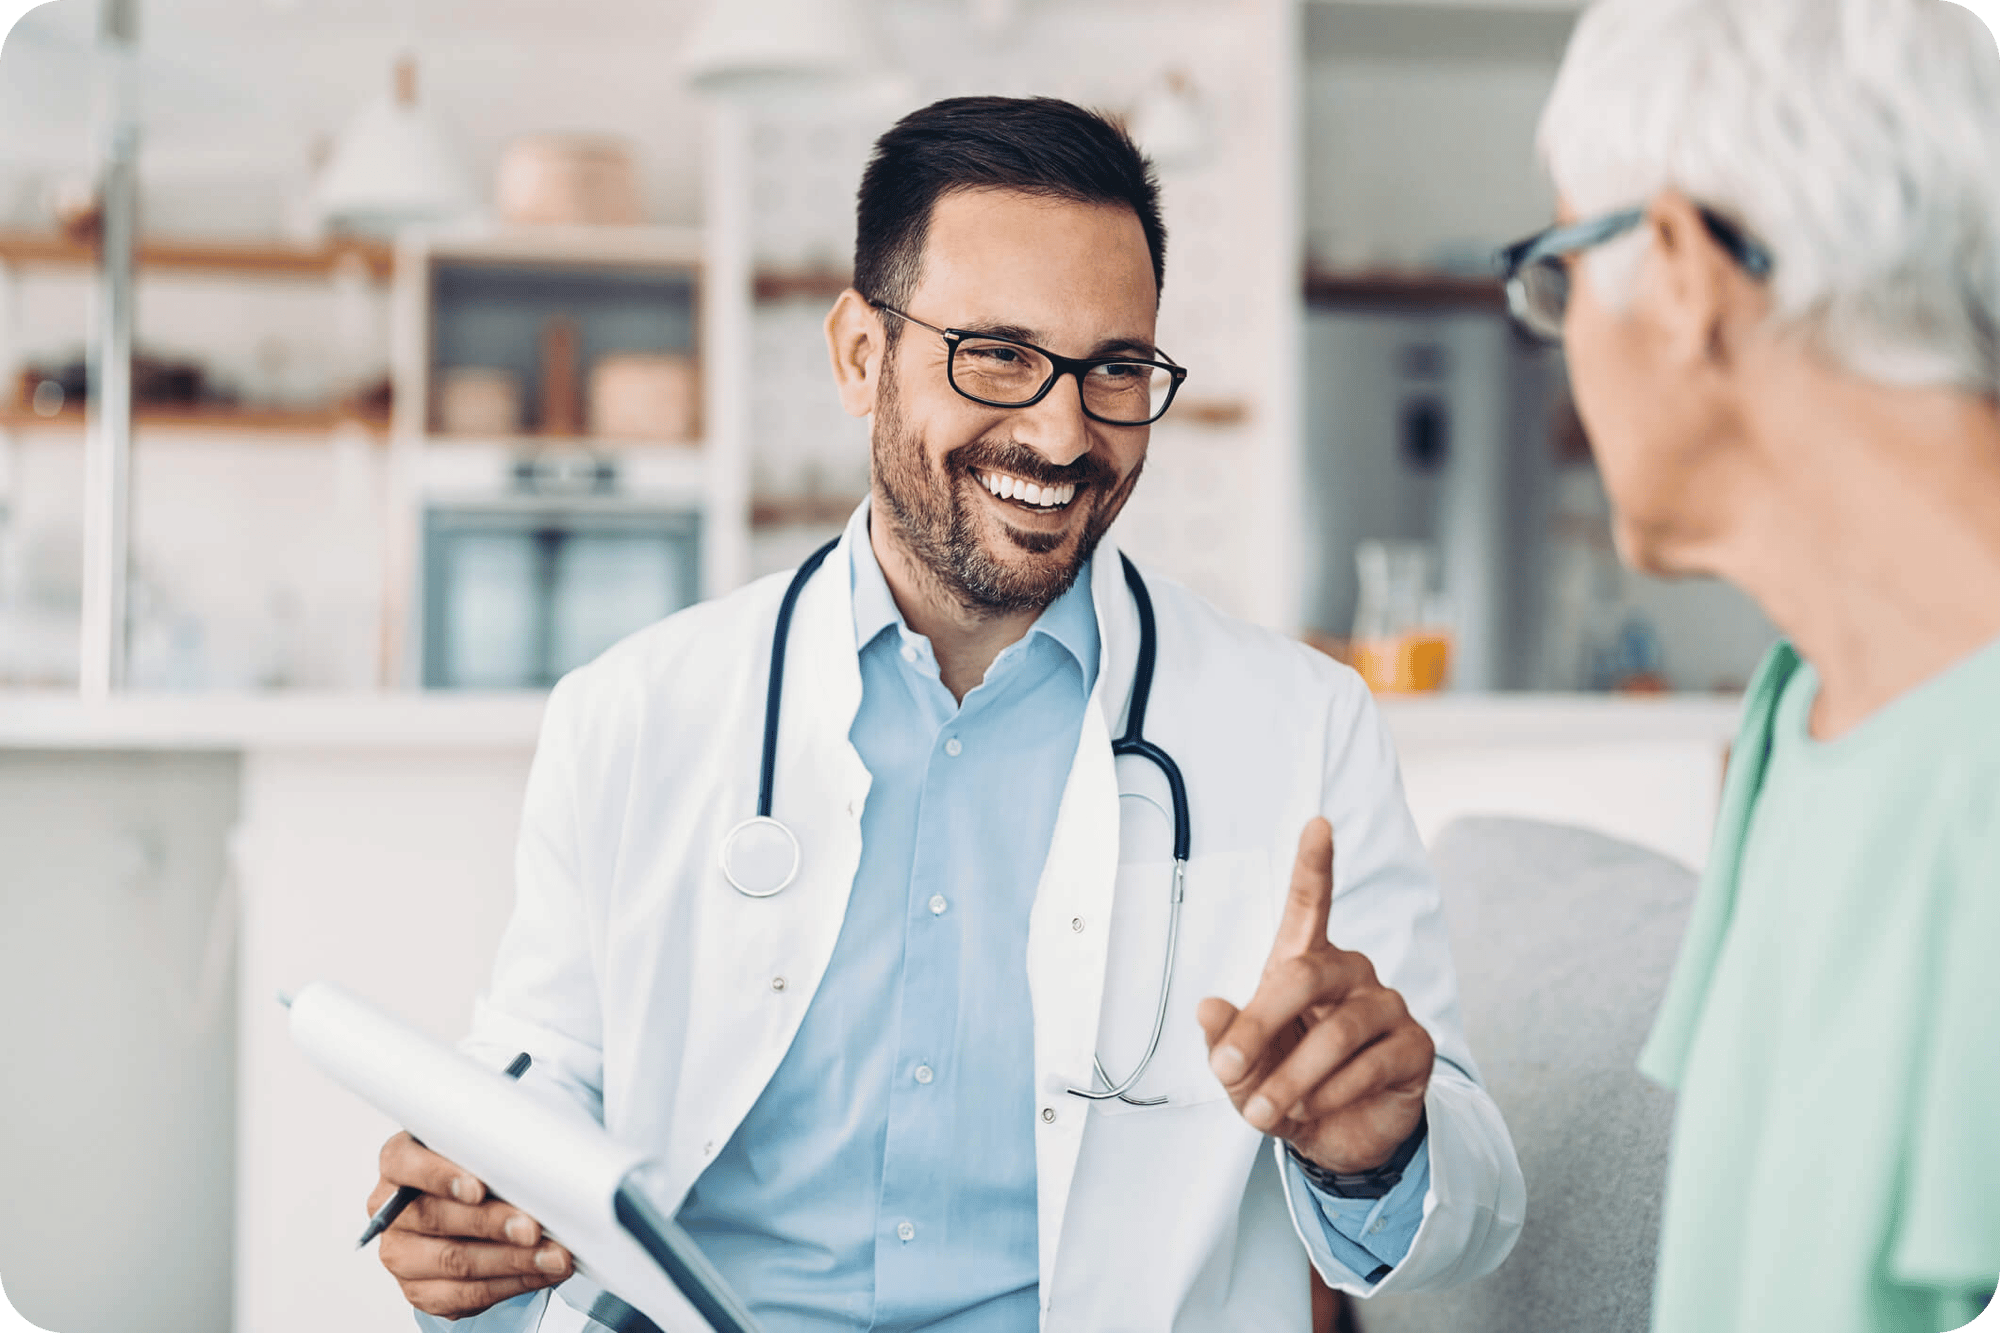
top-left (738, 535), bottom-right (1192, 1107)
top-left (757, 538), bottom-right (840, 820)
top-left (1070, 555), bottom-right (1191, 1104)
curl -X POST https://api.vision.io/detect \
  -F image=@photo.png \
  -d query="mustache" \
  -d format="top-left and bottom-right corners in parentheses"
top-left (946, 438), bottom-right (1116, 489)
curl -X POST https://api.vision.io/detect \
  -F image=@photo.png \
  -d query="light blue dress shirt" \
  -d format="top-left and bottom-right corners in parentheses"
top-left (674, 536), bottom-right (1096, 1330)
top-left (419, 533), bottom-right (1424, 1333)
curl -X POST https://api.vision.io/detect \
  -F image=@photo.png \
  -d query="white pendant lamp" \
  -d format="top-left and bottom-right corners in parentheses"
top-left (315, 55), bottom-right (478, 235)
top-left (681, 0), bottom-right (886, 101)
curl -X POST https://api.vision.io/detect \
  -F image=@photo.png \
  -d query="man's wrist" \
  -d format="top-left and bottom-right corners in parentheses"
top-left (1286, 1108), bottom-right (1428, 1199)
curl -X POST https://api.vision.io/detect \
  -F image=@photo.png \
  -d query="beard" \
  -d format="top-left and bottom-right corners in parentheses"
top-left (870, 361), bottom-right (1144, 614)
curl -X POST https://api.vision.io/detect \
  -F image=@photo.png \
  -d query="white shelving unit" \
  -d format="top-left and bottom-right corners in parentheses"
top-left (381, 222), bottom-right (751, 687)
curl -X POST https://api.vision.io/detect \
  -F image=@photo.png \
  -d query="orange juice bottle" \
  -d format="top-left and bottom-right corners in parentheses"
top-left (1351, 542), bottom-right (1454, 694)
top-left (1352, 630), bottom-right (1454, 693)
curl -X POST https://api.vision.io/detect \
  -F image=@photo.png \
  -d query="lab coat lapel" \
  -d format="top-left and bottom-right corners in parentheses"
top-left (666, 516), bottom-right (872, 1199)
top-left (1027, 538), bottom-right (1141, 1294)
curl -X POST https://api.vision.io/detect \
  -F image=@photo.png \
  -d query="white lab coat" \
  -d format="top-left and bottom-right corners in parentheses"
top-left (458, 517), bottom-right (1524, 1332)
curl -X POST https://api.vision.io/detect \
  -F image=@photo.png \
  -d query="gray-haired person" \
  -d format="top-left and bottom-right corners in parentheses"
top-left (1502, 0), bottom-right (2000, 1330)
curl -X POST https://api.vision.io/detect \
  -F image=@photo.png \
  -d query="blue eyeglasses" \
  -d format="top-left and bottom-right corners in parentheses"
top-left (1496, 206), bottom-right (1775, 343)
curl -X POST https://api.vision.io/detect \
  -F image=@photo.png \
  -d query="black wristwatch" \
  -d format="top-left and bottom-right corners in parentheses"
top-left (1285, 1109), bottom-right (1428, 1199)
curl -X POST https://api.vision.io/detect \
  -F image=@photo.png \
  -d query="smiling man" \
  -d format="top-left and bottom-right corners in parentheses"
top-left (366, 97), bottom-right (1522, 1332)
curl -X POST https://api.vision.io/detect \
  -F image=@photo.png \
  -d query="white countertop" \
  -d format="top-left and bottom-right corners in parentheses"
top-left (0, 690), bottom-right (1744, 752)
top-left (1377, 691), bottom-right (1743, 750)
top-left (0, 691), bottom-right (552, 750)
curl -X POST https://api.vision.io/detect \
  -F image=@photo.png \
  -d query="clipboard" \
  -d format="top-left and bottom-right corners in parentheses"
top-left (286, 981), bottom-right (762, 1333)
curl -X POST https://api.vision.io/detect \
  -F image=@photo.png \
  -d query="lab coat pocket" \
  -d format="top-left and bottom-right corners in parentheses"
top-left (1087, 848), bottom-right (1277, 1115)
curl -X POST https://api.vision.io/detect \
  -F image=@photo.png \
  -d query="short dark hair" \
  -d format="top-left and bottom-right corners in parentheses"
top-left (853, 96), bottom-right (1167, 316)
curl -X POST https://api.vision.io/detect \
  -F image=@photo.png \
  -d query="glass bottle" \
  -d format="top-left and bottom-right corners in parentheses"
top-left (1350, 540), bottom-right (1454, 693)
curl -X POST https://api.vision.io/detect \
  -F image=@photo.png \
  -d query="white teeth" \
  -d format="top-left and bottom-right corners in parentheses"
top-left (978, 470), bottom-right (1077, 508)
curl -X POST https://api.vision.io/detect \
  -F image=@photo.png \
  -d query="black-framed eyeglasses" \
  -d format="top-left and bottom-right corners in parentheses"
top-left (1496, 206), bottom-right (1775, 344)
top-left (868, 300), bottom-right (1189, 427)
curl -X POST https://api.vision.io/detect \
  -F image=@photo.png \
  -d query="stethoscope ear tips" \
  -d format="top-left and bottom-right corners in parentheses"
top-left (720, 815), bottom-right (803, 898)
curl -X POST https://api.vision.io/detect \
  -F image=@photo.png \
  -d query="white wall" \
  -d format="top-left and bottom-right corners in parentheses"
top-left (0, 751), bottom-right (240, 1333)
top-left (0, 0), bottom-right (712, 236)
top-left (1303, 2), bottom-right (1571, 268)
top-left (0, 428), bottom-right (390, 691)
top-left (233, 746), bottom-right (532, 1333)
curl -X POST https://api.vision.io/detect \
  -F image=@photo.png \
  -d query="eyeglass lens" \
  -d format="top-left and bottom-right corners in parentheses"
top-left (950, 338), bottom-right (1175, 425)
top-left (1507, 258), bottom-right (1571, 342)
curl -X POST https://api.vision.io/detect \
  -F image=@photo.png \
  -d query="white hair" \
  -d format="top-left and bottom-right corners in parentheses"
top-left (1539, 0), bottom-right (2000, 396)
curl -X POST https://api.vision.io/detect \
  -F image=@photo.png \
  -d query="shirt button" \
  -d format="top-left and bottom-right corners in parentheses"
top-left (914, 1064), bottom-right (934, 1085)
top-left (1369, 1217), bottom-right (1387, 1235)
top-left (943, 737), bottom-right (963, 757)
top-left (896, 1221), bottom-right (916, 1242)
top-left (900, 644), bottom-right (918, 663)
top-left (1040, 1107), bottom-right (1057, 1124)
top-left (928, 894), bottom-right (948, 915)
top-left (1071, 916), bottom-right (1084, 933)
top-left (770, 976), bottom-right (786, 992)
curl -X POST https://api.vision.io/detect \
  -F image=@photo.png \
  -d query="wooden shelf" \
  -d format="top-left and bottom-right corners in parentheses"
top-left (1, 404), bottom-right (389, 437)
top-left (751, 494), bottom-right (865, 528)
top-left (0, 230), bottom-right (394, 282)
top-left (424, 225), bottom-right (705, 271)
top-left (1173, 398), bottom-right (1252, 428)
top-left (1304, 268), bottom-right (1504, 311)
top-left (754, 268), bottom-right (852, 303)
top-left (424, 432), bottom-right (701, 449)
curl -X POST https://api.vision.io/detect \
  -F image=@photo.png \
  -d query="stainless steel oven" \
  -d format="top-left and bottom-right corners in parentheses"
top-left (420, 500), bottom-right (701, 689)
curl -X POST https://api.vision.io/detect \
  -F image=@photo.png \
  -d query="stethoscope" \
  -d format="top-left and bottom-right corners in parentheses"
top-left (718, 536), bottom-right (1192, 1108)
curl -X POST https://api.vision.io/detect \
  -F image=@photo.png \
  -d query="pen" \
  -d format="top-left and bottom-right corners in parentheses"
top-left (355, 1050), bottom-right (532, 1249)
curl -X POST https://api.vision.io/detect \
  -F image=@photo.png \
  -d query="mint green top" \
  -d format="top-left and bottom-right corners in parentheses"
top-left (1642, 639), bottom-right (2000, 1333)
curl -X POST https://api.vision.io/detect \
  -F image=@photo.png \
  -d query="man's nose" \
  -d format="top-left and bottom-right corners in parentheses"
top-left (1007, 372), bottom-right (1094, 468)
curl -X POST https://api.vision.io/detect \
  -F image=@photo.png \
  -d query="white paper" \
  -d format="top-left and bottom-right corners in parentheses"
top-left (287, 980), bottom-right (720, 1333)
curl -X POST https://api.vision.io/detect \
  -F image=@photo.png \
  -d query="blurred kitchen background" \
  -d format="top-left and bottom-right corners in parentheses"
top-left (0, 0), bottom-right (1778, 699)
top-left (0, 2), bottom-right (1769, 1331)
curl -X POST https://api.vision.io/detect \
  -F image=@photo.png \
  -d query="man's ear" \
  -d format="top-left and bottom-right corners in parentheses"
top-left (1642, 190), bottom-right (1752, 372)
top-left (826, 289), bottom-right (886, 419)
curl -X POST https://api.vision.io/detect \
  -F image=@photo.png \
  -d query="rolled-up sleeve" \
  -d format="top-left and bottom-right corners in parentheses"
top-left (1282, 677), bottom-right (1526, 1294)
top-left (1284, 1140), bottom-right (1430, 1284)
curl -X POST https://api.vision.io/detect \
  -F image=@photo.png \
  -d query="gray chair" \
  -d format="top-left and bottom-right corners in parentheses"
top-left (1355, 817), bottom-right (1698, 1333)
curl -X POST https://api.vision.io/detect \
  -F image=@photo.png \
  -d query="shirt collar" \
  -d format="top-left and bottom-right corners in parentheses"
top-left (847, 510), bottom-right (1100, 691)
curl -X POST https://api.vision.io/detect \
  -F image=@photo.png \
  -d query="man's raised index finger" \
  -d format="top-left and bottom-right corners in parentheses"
top-left (1270, 817), bottom-right (1335, 960)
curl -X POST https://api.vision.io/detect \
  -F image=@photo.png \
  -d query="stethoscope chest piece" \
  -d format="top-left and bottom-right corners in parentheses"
top-left (723, 536), bottom-right (839, 901)
top-left (720, 815), bottom-right (802, 899)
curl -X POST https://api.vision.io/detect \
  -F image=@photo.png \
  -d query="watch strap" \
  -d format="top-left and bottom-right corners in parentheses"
top-left (1286, 1108), bottom-right (1429, 1199)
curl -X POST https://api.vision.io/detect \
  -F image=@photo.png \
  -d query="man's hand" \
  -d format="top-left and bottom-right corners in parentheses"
top-left (369, 1132), bottom-right (574, 1319)
top-left (1197, 818), bottom-right (1433, 1173)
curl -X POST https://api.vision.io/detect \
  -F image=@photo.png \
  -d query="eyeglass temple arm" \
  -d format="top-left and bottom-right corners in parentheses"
top-left (1499, 206), bottom-right (1772, 280)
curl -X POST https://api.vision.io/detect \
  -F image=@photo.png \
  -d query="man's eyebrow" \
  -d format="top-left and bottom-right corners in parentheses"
top-left (1086, 336), bottom-right (1160, 359)
top-left (956, 322), bottom-right (1159, 360)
